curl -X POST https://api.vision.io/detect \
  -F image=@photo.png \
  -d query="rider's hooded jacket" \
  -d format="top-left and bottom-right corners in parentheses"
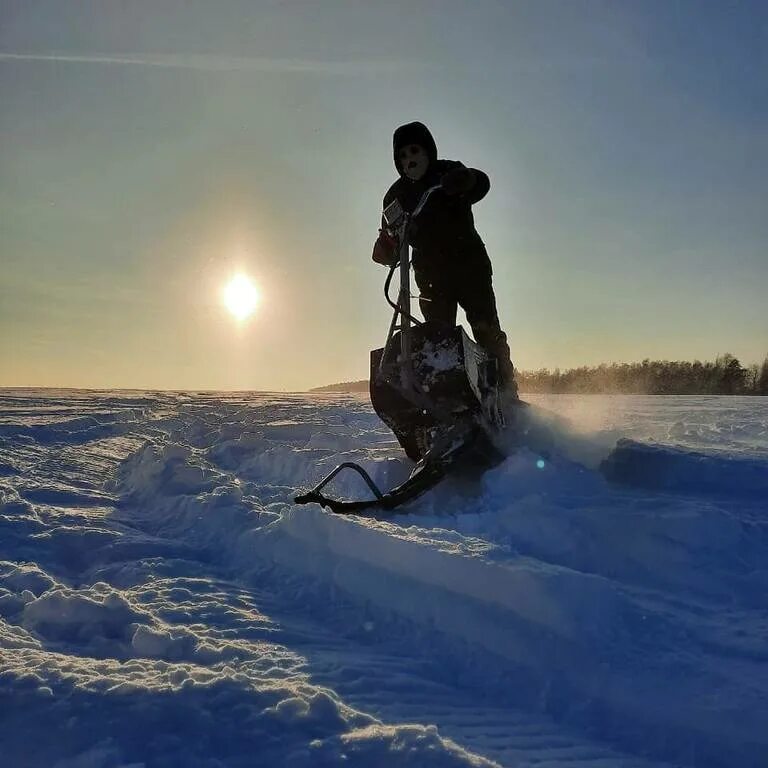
top-left (381, 122), bottom-right (490, 273)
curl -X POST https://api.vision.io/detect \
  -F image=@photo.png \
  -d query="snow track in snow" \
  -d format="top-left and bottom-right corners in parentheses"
top-left (1, 389), bottom-right (766, 767)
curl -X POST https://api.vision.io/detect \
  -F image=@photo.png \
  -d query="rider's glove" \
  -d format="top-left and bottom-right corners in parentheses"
top-left (441, 167), bottom-right (475, 196)
top-left (372, 229), bottom-right (398, 266)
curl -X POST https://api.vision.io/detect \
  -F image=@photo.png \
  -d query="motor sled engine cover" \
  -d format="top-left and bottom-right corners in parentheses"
top-left (369, 323), bottom-right (498, 460)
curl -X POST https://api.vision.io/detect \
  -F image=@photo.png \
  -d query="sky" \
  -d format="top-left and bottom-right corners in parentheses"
top-left (1, 0), bottom-right (766, 391)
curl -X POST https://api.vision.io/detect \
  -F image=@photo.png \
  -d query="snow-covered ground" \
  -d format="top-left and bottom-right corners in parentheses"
top-left (1, 389), bottom-right (766, 768)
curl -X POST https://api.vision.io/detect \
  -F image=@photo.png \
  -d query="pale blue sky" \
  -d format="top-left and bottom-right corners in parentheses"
top-left (1, 0), bottom-right (766, 390)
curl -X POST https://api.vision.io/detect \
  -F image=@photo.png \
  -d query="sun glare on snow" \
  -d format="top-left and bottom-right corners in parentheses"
top-left (223, 273), bottom-right (259, 321)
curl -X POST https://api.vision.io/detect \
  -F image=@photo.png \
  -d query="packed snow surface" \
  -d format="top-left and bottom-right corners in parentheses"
top-left (1, 389), bottom-right (766, 767)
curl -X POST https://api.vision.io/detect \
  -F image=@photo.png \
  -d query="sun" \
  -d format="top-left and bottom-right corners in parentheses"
top-left (222, 273), bottom-right (259, 321)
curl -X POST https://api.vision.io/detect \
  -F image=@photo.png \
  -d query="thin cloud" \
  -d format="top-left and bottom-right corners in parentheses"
top-left (0, 51), bottom-right (418, 75)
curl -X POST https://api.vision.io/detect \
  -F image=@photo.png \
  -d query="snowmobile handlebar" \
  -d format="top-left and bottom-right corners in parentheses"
top-left (412, 183), bottom-right (443, 219)
top-left (382, 184), bottom-right (443, 322)
top-left (381, 184), bottom-right (442, 238)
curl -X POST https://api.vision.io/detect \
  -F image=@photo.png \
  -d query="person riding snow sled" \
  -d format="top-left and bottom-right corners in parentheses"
top-left (372, 121), bottom-right (518, 398)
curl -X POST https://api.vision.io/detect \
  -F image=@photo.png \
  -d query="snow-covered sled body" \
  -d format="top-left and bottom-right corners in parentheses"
top-left (370, 322), bottom-right (503, 464)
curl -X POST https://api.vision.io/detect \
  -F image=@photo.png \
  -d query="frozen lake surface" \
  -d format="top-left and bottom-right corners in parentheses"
top-left (0, 389), bottom-right (766, 767)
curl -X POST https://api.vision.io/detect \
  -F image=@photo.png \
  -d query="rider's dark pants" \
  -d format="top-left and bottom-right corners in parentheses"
top-left (413, 252), bottom-right (517, 393)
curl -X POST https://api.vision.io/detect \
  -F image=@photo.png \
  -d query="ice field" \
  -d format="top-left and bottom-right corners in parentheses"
top-left (0, 389), bottom-right (766, 767)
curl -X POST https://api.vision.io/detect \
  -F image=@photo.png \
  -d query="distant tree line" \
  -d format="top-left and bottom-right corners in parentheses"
top-left (516, 354), bottom-right (768, 395)
top-left (312, 379), bottom-right (369, 393)
top-left (313, 354), bottom-right (768, 395)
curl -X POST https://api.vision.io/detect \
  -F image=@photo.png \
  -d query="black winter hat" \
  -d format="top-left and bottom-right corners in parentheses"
top-left (393, 121), bottom-right (438, 173)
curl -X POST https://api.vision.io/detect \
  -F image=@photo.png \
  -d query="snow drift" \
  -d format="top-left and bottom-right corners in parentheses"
top-left (0, 389), bottom-right (766, 767)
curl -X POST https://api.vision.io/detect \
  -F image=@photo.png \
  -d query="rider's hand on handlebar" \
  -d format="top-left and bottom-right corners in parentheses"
top-left (441, 167), bottom-right (475, 196)
top-left (372, 229), bottom-right (398, 266)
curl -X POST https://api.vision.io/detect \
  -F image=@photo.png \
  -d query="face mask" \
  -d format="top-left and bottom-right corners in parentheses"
top-left (398, 143), bottom-right (429, 180)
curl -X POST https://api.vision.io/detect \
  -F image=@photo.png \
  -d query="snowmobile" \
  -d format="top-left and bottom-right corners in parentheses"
top-left (295, 184), bottom-right (509, 514)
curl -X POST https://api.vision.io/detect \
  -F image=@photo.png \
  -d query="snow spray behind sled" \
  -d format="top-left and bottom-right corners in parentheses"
top-left (295, 185), bottom-right (508, 514)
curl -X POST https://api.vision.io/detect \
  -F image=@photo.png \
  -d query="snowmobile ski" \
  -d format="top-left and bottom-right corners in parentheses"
top-left (294, 420), bottom-right (499, 515)
top-left (293, 458), bottom-right (445, 515)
